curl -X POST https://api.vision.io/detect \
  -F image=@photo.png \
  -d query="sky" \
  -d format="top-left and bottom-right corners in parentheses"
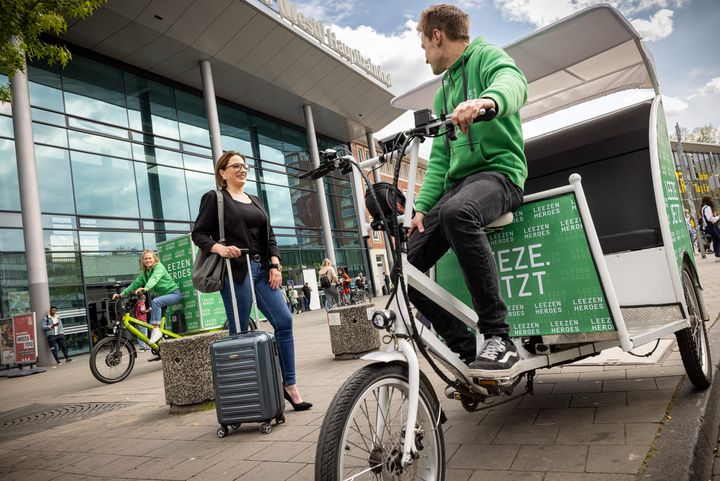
top-left (290, 0), bottom-right (720, 147)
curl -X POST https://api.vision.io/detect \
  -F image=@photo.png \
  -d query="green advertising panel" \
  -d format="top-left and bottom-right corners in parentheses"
top-left (157, 235), bottom-right (226, 332)
top-left (437, 193), bottom-right (615, 337)
top-left (656, 105), bottom-right (694, 273)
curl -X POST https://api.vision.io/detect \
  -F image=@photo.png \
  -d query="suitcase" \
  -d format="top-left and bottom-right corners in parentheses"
top-left (211, 254), bottom-right (285, 437)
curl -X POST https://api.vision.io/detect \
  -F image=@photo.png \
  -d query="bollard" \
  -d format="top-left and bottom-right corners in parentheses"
top-left (327, 302), bottom-right (380, 359)
top-left (161, 330), bottom-right (227, 412)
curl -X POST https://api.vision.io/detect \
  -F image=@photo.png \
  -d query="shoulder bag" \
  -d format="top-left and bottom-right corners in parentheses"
top-left (192, 190), bottom-right (228, 293)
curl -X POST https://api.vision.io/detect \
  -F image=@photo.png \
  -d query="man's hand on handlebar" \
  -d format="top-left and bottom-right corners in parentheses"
top-left (409, 212), bottom-right (426, 236)
top-left (112, 293), bottom-right (121, 300)
top-left (452, 98), bottom-right (497, 134)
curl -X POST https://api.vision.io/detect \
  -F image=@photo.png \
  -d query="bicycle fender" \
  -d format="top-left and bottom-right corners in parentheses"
top-left (361, 351), bottom-right (407, 363)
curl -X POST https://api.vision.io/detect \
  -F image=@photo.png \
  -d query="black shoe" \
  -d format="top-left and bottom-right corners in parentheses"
top-left (66, 358), bottom-right (74, 363)
top-left (468, 336), bottom-right (520, 377)
top-left (283, 390), bottom-right (312, 411)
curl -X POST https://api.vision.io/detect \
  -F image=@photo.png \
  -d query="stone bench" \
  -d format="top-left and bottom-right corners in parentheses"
top-left (161, 330), bottom-right (227, 412)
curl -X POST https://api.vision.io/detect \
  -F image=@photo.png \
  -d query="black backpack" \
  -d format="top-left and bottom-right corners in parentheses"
top-left (320, 273), bottom-right (331, 288)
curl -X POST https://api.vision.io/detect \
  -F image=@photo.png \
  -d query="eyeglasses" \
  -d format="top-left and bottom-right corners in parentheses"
top-left (225, 163), bottom-right (249, 172)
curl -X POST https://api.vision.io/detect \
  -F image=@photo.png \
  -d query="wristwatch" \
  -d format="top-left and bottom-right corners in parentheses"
top-left (269, 262), bottom-right (282, 272)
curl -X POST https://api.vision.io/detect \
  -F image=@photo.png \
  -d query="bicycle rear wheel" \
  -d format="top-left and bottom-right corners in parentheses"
top-left (89, 336), bottom-right (136, 384)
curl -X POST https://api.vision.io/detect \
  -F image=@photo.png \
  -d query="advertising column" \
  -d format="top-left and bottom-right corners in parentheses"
top-left (157, 235), bottom-right (227, 332)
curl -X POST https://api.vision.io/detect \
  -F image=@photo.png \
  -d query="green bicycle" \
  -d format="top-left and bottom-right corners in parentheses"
top-left (89, 295), bottom-right (181, 384)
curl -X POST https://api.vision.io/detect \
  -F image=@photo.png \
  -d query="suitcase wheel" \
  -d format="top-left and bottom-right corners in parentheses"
top-left (217, 426), bottom-right (229, 438)
top-left (260, 422), bottom-right (272, 434)
top-left (276, 414), bottom-right (285, 425)
top-left (230, 423), bottom-right (241, 431)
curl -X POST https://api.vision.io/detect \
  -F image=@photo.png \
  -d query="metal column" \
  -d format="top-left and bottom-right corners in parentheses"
top-left (10, 42), bottom-right (52, 366)
top-left (366, 130), bottom-right (395, 295)
top-left (303, 104), bottom-right (336, 266)
top-left (200, 60), bottom-right (223, 163)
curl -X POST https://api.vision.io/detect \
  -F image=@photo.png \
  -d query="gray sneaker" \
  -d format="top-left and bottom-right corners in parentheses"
top-left (468, 336), bottom-right (520, 377)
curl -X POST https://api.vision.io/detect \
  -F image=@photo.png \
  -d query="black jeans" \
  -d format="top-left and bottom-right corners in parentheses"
top-left (707, 223), bottom-right (720, 257)
top-left (408, 172), bottom-right (523, 359)
top-left (47, 334), bottom-right (70, 363)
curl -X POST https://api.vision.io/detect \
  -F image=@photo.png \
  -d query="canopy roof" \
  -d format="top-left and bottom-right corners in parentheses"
top-left (391, 4), bottom-right (659, 122)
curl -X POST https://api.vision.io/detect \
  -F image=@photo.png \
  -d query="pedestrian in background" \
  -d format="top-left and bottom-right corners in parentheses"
top-left (41, 306), bottom-right (73, 365)
top-left (701, 195), bottom-right (720, 259)
top-left (135, 293), bottom-right (150, 352)
top-left (288, 285), bottom-right (301, 314)
top-left (319, 259), bottom-right (339, 310)
top-left (302, 282), bottom-right (312, 311)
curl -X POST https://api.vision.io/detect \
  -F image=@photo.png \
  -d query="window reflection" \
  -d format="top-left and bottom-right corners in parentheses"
top-left (176, 90), bottom-right (210, 147)
top-left (36, 146), bottom-right (75, 213)
top-left (81, 252), bottom-right (139, 284)
top-left (71, 152), bottom-right (139, 217)
top-left (185, 170), bottom-right (216, 220)
top-left (43, 230), bottom-right (78, 251)
top-left (0, 115), bottom-right (13, 137)
top-left (46, 252), bottom-right (82, 284)
top-left (0, 229), bottom-right (24, 251)
top-left (262, 179), bottom-right (295, 229)
top-left (125, 73), bottom-right (179, 140)
top-left (61, 56), bottom-right (127, 127)
top-left (28, 64), bottom-right (64, 112)
top-left (79, 231), bottom-right (143, 252)
top-left (49, 285), bottom-right (85, 310)
top-left (68, 130), bottom-right (132, 159)
top-left (135, 163), bottom-right (191, 221)
top-left (33, 123), bottom-right (68, 147)
top-left (0, 138), bottom-right (20, 211)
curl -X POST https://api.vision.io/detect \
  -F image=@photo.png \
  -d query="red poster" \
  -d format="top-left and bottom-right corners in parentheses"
top-left (13, 313), bottom-right (36, 364)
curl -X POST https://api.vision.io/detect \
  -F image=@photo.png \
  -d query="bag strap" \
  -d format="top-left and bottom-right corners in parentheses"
top-left (216, 189), bottom-right (226, 244)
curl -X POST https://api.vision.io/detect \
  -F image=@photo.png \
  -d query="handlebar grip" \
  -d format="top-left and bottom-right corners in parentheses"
top-left (473, 107), bottom-right (496, 123)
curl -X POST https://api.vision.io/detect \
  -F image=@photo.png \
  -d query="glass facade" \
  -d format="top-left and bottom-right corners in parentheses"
top-left (0, 51), bottom-right (366, 354)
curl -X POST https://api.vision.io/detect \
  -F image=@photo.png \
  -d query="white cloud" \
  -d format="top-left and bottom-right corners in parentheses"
top-left (292, 0), bottom-right (357, 23)
top-left (492, 0), bottom-right (680, 41)
top-left (328, 20), bottom-right (436, 95)
top-left (688, 77), bottom-right (720, 99)
top-left (661, 94), bottom-right (689, 114)
top-left (630, 9), bottom-right (674, 41)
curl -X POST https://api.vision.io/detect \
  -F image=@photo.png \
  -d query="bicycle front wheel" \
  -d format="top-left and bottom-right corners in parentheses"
top-left (89, 336), bottom-right (136, 384)
top-left (315, 363), bottom-right (445, 481)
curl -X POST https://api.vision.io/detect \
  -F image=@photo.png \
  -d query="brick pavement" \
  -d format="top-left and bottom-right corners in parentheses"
top-left (0, 255), bottom-right (719, 481)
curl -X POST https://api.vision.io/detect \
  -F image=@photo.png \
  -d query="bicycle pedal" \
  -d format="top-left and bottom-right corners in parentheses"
top-left (147, 356), bottom-right (161, 362)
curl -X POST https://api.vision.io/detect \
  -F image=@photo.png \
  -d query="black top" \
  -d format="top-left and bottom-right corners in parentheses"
top-left (191, 189), bottom-right (281, 284)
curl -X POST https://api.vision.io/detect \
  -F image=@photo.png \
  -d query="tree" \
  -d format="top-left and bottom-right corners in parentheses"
top-left (689, 124), bottom-right (718, 144)
top-left (0, 0), bottom-right (106, 103)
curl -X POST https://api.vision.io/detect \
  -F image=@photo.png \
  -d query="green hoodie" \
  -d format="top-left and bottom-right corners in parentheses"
top-left (415, 37), bottom-right (528, 215)
top-left (121, 263), bottom-right (179, 297)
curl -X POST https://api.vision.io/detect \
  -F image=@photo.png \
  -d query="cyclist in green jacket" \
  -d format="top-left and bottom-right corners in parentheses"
top-left (113, 249), bottom-right (181, 344)
top-left (409, 4), bottom-right (528, 377)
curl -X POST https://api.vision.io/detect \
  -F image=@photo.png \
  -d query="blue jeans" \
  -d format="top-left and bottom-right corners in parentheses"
top-left (220, 261), bottom-right (297, 386)
top-left (150, 289), bottom-right (183, 325)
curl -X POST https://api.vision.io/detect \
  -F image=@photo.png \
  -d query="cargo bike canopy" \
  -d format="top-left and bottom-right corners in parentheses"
top-left (392, 4), bottom-right (660, 121)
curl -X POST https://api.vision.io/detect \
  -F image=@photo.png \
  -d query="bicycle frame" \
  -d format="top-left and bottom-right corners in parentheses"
top-left (118, 311), bottom-right (181, 350)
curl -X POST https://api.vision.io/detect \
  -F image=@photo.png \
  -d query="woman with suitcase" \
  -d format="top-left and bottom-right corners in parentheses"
top-left (192, 151), bottom-right (312, 411)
